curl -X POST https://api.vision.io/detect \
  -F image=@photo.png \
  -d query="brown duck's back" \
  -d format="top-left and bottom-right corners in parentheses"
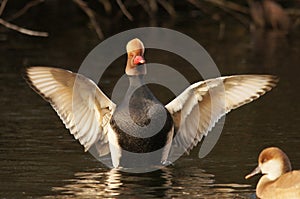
top-left (258, 170), bottom-right (300, 199)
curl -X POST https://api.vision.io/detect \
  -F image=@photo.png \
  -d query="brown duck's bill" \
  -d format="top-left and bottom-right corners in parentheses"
top-left (245, 166), bottom-right (261, 179)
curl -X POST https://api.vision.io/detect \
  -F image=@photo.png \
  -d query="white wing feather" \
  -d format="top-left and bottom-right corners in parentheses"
top-left (26, 67), bottom-right (116, 156)
top-left (166, 75), bottom-right (278, 153)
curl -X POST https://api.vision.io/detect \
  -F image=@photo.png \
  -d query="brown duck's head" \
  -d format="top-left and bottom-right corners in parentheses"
top-left (245, 147), bottom-right (292, 181)
top-left (125, 38), bottom-right (146, 76)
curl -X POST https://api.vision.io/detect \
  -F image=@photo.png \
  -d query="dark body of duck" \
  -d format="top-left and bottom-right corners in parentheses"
top-left (110, 76), bottom-right (173, 167)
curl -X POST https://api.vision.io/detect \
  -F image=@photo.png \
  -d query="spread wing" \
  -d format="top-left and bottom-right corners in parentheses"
top-left (25, 67), bottom-right (116, 156)
top-left (166, 75), bottom-right (278, 154)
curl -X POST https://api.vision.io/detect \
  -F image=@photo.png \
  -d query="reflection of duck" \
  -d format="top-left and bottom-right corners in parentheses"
top-left (53, 167), bottom-right (173, 198)
top-left (26, 38), bottom-right (277, 168)
top-left (248, 0), bottom-right (290, 32)
top-left (245, 147), bottom-right (300, 198)
top-left (53, 168), bottom-right (123, 197)
top-left (52, 166), bottom-right (253, 198)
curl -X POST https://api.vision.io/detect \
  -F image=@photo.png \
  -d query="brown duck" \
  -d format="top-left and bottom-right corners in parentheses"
top-left (246, 147), bottom-right (300, 199)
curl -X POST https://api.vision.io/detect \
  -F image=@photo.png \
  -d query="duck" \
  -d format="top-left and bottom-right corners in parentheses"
top-left (245, 147), bottom-right (300, 199)
top-left (25, 38), bottom-right (278, 168)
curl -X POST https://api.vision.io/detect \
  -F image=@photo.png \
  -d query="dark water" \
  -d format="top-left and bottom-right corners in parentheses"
top-left (1, 4), bottom-right (300, 198)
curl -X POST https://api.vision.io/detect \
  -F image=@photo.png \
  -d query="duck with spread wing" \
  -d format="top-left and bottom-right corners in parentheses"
top-left (25, 38), bottom-right (278, 168)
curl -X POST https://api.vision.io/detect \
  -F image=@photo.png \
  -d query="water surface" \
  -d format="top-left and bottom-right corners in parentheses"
top-left (0, 7), bottom-right (300, 198)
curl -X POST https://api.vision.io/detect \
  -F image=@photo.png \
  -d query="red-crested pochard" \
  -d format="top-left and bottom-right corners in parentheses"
top-left (246, 147), bottom-right (300, 199)
top-left (25, 38), bottom-right (278, 168)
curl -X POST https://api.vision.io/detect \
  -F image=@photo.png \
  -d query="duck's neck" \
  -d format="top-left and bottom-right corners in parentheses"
top-left (128, 75), bottom-right (145, 87)
top-left (256, 175), bottom-right (274, 198)
top-left (124, 75), bottom-right (146, 99)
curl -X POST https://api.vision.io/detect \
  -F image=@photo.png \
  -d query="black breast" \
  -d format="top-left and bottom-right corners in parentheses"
top-left (110, 85), bottom-right (173, 153)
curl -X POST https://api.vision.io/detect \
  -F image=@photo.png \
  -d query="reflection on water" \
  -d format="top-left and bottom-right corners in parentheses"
top-left (249, 30), bottom-right (290, 69)
top-left (52, 166), bottom-right (253, 198)
top-left (53, 168), bottom-right (122, 198)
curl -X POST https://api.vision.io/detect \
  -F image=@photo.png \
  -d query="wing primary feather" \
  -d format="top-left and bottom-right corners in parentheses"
top-left (25, 66), bottom-right (115, 156)
top-left (167, 75), bottom-right (278, 154)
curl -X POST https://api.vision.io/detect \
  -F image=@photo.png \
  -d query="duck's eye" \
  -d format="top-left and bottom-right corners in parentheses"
top-left (129, 52), bottom-right (134, 58)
